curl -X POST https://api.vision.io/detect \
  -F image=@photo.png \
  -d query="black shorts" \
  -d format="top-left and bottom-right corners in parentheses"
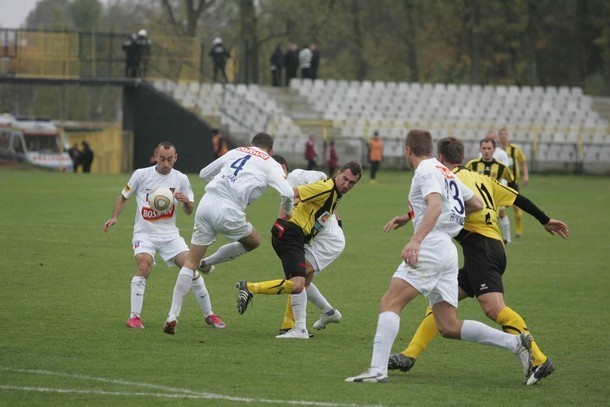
top-left (457, 233), bottom-right (506, 297)
top-left (507, 181), bottom-right (519, 192)
top-left (271, 219), bottom-right (306, 279)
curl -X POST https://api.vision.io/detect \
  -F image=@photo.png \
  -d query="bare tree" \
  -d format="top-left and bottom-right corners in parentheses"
top-left (161, 0), bottom-right (215, 36)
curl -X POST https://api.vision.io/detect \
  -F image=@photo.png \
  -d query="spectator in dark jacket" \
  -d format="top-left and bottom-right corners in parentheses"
top-left (270, 44), bottom-right (284, 87)
top-left (81, 141), bottom-right (94, 173)
top-left (310, 43), bottom-right (320, 80)
top-left (283, 43), bottom-right (299, 86)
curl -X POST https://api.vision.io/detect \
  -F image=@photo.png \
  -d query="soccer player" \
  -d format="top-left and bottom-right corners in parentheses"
top-left (235, 161), bottom-right (362, 339)
top-left (273, 156), bottom-right (344, 337)
top-left (163, 132), bottom-right (294, 335)
top-left (499, 128), bottom-right (529, 238)
top-left (468, 137), bottom-right (514, 244)
top-left (346, 129), bottom-right (533, 384)
top-left (103, 142), bottom-right (225, 330)
top-left (386, 137), bottom-right (568, 386)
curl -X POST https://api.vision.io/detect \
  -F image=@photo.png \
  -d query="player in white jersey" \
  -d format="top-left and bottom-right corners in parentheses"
top-left (346, 130), bottom-right (533, 384)
top-left (164, 132), bottom-right (294, 335)
top-left (274, 160), bottom-right (345, 335)
top-left (103, 142), bottom-right (225, 330)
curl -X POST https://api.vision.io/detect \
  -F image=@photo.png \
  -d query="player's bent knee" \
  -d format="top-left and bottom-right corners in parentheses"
top-left (436, 324), bottom-right (460, 339)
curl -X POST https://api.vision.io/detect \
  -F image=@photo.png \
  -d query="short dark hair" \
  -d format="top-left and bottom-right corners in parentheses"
top-left (480, 138), bottom-right (496, 147)
top-left (156, 141), bottom-right (176, 153)
top-left (338, 160), bottom-right (362, 180)
top-left (437, 137), bottom-right (464, 165)
top-left (251, 132), bottom-right (273, 152)
top-left (405, 129), bottom-right (432, 156)
top-left (272, 154), bottom-right (288, 172)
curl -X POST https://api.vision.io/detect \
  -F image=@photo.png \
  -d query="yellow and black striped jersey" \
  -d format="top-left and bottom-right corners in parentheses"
top-left (465, 158), bottom-right (514, 184)
top-left (504, 143), bottom-right (526, 183)
top-left (454, 167), bottom-right (518, 241)
top-left (289, 178), bottom-right (341, 243)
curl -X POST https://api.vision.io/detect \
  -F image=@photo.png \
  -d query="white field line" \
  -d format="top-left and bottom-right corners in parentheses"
top-left (0, 367), bottom-right (382, 407)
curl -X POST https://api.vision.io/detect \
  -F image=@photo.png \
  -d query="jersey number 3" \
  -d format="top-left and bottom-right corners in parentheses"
top-left (446, 179), bottom-right (465, 214)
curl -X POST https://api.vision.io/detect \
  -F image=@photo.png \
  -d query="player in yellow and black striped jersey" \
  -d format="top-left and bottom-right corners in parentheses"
top-left (465, 139), bottom-right (515, 184)
top-left (499, 128), bottom-right (529, 238)
top-left (466, 137), bottom-right (515, 244)
top-left (387, 137), bottom-right (569, 385)
top-left (235, 161), bottom-right (362, 338)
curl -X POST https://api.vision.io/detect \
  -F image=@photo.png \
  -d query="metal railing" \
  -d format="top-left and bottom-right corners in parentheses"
top-left (1, 28), bottom-right (202, 82)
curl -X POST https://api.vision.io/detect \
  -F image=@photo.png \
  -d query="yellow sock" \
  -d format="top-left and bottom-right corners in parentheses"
top-left (282, 296), bottom-right (295, 330)
top-left (496, 306), bottom-right (546, 366)
top-left (401, 306), bottom-right (438, 360)
top-left (247, 279), bottom-right (294, 295)
top-left (514, 207), bottom-right (523, 236)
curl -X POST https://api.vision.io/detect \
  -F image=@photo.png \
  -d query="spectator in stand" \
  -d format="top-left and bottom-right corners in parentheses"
top-left (209, 37), bottom-right (231, 83)
top-left (368, 131), bottom-right (383, 183)
top-left (270, 43), bottom-right (284, 87)
top-left (135, 29), bottom-right (152, 77)
top-left (310, 43), bottom-right (320, 80)
top-left (81, 141), bottom-right (94, 173)
top-left (211, 129), bottom-right (228, 159)
top-left (284, 43), bottom-right (299, 86)
top-left (326, 140), bottom-right (338, 176)
top-left (298, 44), bottom-right (313, 80)
top-left (122, 33), bottom-right (138, 78)
top-left (305, 134), bottom-right (318, 170)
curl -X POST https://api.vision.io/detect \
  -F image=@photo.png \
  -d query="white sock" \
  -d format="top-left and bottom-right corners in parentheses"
top-left (291, 290), bottom-right (308, 331)
top-left (306, 282), bottom-right (333, 313)
top-left (500, 215), bottom-right (511, 243)
top-left (202, 242), bottom-right (247, 266)
top-left (370, 311), bottom-right (400, 376)
top-left (460, 320), bottom-right (519, 352)
top-left (130, 276), bottom-right (146, 317)
top-left (191, 272), bottom-right (213, 317)
top-left (168, 267), bottom-right (194, 320)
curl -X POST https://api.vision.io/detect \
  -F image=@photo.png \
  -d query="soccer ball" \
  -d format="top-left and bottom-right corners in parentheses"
top-left (148, 187), bottom-right (174, 212)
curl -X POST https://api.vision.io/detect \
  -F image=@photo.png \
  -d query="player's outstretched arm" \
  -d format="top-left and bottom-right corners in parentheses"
top-left (383, 214), bottom-right (411, 232)
top-left (543, 219), bottom-right (569, 239)
top-left (104, 195), bottom-right (127, 232)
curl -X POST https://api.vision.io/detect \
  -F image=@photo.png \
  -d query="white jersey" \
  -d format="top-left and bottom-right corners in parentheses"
top-left (199, 146), bottom-right (294, 214)
top-left (287, 168), bottom-right (327, 188)
top-left (122, 165), bottom-right (194, 237)
top-left (494, 147), bottom-right (509, 166)
top-left (408, 158), bottom-right (474, 239)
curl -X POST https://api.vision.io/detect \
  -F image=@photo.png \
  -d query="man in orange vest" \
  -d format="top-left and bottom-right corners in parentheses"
top-left (368, 131), bottom-right (383, 183)
top-left (212, 129), bottom-right (228, 159)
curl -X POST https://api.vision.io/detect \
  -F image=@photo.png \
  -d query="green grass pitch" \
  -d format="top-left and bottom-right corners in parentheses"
top-left (0, 168), bottom-right (608, 406)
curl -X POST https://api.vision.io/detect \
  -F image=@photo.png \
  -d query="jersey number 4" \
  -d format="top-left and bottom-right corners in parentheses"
top-left (230, 155), bottom-right (251, 176)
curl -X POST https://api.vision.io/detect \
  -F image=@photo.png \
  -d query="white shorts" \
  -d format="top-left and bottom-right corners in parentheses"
top-left (132, 233), bottom-right (188, 267)
top-left (305, 215), bottom-right (345, 273)
top-left (191, 193), bottom-right (253, 246)
top-left (391, 232), bottom-right (459, 308)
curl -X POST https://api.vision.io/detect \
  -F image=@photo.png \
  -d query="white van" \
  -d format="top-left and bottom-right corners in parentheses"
top-left (0, 114), bottom-right (73, 171)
